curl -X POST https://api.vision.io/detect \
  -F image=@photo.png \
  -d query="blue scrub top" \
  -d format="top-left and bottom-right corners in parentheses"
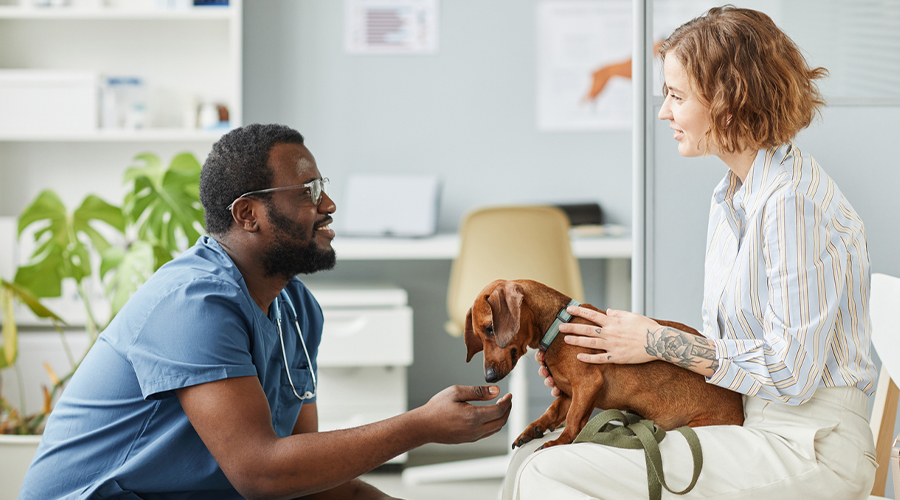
top-left (20, 236), bottom-right (323, 500)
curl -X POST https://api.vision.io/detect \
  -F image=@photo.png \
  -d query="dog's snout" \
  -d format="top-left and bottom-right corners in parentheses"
top-left (485, 367), bottom-right (502, 383)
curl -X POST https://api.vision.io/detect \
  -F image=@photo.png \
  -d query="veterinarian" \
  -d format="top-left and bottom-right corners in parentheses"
top-left (506, 6), bottom-right (877, 500)
top-left (21, 124), bottom-right (512, 500)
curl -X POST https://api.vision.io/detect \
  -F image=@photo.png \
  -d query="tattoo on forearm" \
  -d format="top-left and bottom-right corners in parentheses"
top-left (644, 327), bottom-right (719, 372)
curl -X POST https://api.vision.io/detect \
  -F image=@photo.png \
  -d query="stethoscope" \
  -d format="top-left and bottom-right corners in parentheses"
top-left (273, 289), bottom-right (317, 401)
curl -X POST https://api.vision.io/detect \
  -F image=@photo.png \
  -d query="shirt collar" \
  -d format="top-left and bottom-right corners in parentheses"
top-left (713, 143), bottom-right (795, 209)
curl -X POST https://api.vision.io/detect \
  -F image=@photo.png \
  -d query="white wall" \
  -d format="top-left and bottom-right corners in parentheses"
top-left (243, 0), bottom-right (634, 231)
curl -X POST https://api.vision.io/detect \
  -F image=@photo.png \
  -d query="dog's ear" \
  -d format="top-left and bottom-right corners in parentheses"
top-left (464, 307), bottom-right (484, 362)
top-left (488, 281), bottom-right (524, 348)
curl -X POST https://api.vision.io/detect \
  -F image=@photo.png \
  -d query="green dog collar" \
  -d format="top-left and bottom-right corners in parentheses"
top-left (539, 299), bottom-right (581, 351)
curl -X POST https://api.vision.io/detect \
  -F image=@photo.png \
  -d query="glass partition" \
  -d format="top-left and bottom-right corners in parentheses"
top-left (652, 0), bottom-right (900, 101)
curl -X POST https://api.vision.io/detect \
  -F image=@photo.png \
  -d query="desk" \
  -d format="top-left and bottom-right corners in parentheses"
top-left (331, 232), bottom-right (632, 260)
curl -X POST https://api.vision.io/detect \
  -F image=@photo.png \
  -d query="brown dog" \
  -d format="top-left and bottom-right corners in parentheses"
top-left (464, 279), bottom-right (744, 450)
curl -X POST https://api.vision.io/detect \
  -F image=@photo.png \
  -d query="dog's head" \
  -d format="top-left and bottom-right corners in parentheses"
top-left (463, 280), bottom-right (537, 383)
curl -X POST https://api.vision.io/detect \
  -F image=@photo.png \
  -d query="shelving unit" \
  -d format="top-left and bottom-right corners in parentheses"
top-left (0, 6), bottom-right (231, 20)
top-left (0, 128), bottom-right (228, 142)
top-left (0, 0), bottom-right (242, 215)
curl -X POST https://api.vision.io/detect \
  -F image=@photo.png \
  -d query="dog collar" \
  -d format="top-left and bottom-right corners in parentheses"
top-left (539, 300), bottom-right (581, 351)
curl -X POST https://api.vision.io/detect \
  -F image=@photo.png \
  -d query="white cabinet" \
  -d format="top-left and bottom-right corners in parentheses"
top-left (308, 282), bottom-right (414, 464)
top-left (0, 1), bottom-right (242, 216)
top-left (318, 308), bottom-right (413, 367)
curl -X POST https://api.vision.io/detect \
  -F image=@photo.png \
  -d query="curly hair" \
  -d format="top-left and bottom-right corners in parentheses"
top-left (658, 5), bottom-right (828, 154)
top-left (200, 124), bottom-right (305, 235)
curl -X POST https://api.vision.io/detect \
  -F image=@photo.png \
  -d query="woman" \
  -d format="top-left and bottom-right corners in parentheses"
top-left (503, 6), bottom-right (877, 499)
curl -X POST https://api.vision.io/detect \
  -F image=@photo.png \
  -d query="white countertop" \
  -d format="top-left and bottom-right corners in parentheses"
top-left (330, 228), bottom-right (632, 261)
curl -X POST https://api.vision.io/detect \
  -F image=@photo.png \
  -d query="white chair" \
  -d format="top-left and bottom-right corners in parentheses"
top-left (401, 205), bottom-right (583, 485)
top-left (868, 273), bottom-right (900, 499)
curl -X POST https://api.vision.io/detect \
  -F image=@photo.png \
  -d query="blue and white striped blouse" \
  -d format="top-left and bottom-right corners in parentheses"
top-left (703, 144), bottom-right (877, 404)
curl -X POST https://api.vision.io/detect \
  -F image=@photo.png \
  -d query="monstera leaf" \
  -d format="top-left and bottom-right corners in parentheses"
top-left (100, 241), bottom-right (154, 318)
top-left (14, 191), bottom-right (125, 298)
top-left (0, 279), bottom-right (65, 369)
top-left (123, 153), bottom-right (205, 269)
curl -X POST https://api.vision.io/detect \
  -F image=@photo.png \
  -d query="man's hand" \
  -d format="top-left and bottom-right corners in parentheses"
top-left (415, 385), bottom-right (512, 445)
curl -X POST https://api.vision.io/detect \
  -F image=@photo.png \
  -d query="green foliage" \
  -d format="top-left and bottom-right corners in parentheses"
top-left (100, 241), bottom-right (154, 318)
top-left (14, 192), bottom-right (125, 298)
top-left (124, 152), bottom-right (205, 270)
top-left (14, 152), bottom-right (205, 322)
top-left (0, 286), bottom-right (14, 369)
top-left (0, 279), bottom-right (65, 369)
top-left (2, 152), bottom-right (206, 434)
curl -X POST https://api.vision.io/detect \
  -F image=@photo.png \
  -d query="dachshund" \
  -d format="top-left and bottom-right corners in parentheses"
top-left (463, 279), bottom-right (744, 450)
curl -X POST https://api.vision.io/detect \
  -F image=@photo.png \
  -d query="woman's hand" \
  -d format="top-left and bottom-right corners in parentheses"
top-left (555, 306), bottom-right (720, 378)
top-left (559, 307), bottom-right (661, 365)
top-left (536, 307), bottom-right (661, 397)
top-left (535, 350), bottom-right (562, 397)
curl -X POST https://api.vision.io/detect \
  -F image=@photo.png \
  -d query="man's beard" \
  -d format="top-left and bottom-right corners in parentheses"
top-left (262, 203), bottom-right (336, 280)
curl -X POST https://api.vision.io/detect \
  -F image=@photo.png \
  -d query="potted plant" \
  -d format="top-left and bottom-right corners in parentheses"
top-left (0, 279), bottom-right (64, 499)
top-left (0, 152), bottom-right (206, 496)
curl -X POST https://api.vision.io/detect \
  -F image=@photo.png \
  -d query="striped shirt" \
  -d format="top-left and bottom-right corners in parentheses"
top-left (703, 143), bottom-right (877, 404)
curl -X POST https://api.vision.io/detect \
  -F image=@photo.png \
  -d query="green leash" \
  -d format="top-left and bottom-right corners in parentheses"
top-left (573, 409), bottom-right (703, 500)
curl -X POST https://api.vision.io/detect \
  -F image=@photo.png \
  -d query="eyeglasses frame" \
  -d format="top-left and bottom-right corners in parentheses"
top-left (225, 177), bottom-right (330, 211)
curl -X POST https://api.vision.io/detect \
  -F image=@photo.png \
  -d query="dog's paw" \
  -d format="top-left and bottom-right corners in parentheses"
top-left (535, 434), bottom-right (573, 451)
top-left (511, 425), bottom-right (549, 449)
top-left (536, 439), bottom-right (561, 451)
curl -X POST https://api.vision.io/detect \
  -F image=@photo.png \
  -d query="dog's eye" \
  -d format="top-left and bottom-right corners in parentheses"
top-left (485, 324), bottom-right (494, 337)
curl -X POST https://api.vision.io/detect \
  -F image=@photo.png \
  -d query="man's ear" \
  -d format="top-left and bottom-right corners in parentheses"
top-left (230, 198), bottom-right (260, 232)
top-left (488, 281), bottom-right (523, 348)
top-left (464, 307), bottom-right (484, 363)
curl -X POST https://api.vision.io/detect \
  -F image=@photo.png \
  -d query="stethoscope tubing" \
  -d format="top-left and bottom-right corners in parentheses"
top-left (274, 289), bottom-right (317, 401)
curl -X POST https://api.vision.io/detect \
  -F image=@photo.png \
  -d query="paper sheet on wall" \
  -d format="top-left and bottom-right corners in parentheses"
top-left (537, 0), bottom-right (632, 131)
top-left (344, 0), bottom-right (439, 54)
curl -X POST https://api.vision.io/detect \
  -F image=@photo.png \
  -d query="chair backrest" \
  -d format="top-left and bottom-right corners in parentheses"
top-left (445, 205), bottom-right (584, 336)
top-left (869, 273), bottom-right (900, 497)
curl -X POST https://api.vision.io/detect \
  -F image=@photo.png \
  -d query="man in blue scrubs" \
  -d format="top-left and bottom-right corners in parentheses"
top-left (21, 124), bottom-right (512, 499)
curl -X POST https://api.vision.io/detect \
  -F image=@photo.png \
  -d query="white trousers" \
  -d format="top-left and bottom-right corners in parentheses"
top-left (502, 387), bottom-right (876, 500)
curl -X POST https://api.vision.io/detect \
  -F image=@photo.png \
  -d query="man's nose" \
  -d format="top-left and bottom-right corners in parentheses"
top-left (319, 191), bottom-right (336, 214)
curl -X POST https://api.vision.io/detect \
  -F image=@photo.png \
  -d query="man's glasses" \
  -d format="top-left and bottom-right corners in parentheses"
top-left (226, 178), bottom-right (330, 211)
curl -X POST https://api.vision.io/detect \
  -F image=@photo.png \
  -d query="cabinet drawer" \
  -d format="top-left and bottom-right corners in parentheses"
top-left (318, 307), bottom-right (412, 367)
top-left (315, 366), bottom-right (406, 411)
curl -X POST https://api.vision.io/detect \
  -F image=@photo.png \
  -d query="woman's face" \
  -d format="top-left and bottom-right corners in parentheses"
top-left (658, 56), bottom-right (712, 158)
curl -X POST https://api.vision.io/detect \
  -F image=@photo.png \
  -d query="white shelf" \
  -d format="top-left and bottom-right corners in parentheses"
top-left (0, 6), bottom-right (232, 20)
top-left (0, 128), bottom-right (229, 142)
